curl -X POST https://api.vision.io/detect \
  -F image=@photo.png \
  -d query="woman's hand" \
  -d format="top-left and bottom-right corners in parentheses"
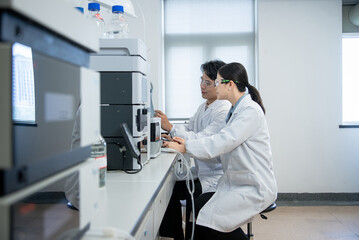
top-left (163, 137), bottom-right (187, 153)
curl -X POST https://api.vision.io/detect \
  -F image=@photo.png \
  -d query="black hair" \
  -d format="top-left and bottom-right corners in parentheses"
top-left (218, 62), bottom-right (266, 114)
top-left (200, 60), bottom-right (226, 81)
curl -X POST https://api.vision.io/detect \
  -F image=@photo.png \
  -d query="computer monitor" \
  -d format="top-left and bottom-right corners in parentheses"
top-left (1, 40), bottom-right (90, 196)
top-left (120, 123), bottom-right (140, 161)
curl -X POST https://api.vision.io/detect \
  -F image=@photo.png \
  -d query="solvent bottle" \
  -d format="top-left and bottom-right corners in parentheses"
top-left (88, 2), bottom-right (106, 38)
top-left (91, 135), bottom-right (107, 187)
top-left (107, 5), bottom-right (129, 38)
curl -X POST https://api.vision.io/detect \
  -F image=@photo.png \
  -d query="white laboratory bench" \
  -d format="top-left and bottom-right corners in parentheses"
top-left (83, 152), bottom-right (178, 240)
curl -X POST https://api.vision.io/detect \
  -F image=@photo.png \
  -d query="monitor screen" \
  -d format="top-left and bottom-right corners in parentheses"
top-left (120, 123), bottom-right (140, 160)
top-left (12, 42), bottom-right (36, 124)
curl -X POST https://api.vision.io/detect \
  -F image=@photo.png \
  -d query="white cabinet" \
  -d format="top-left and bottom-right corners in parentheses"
top-left (153, 172), bottom-right (176, 238)
top-left (84, 152), bottom-right (177, 240)
top-left (138, 210), bottom-right (154, 240)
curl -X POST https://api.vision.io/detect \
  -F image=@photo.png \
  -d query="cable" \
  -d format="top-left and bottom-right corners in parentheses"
top-left (107, 142), bottom-right (143, 174)
top-left (124, 161), bottom-right (142, 174)
top-left (171, 150), bottom-right (196, 240)
top-left (124, 146), bottom-right (143, 174)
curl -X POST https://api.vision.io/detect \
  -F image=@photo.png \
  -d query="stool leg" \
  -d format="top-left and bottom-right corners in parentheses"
top-left (247, 222), bottom-right (253, 239)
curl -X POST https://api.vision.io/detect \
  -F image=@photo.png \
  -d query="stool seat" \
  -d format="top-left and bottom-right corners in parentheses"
top-left (247, 202), bottom-right (276, 239)
top-left (261, 202), bottom-right (277, 214)
top-left (259, 203), bottom-right (276, 219)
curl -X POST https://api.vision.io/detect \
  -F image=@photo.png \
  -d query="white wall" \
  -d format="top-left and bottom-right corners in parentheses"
top-left (124, 0), bottom-right (359, 193)
top-left (257, 0), bottom-right (359, 192)
top-left (76, 0), bottom-right (164, 110)
top-left (125, 0), bottom-right (164, 111)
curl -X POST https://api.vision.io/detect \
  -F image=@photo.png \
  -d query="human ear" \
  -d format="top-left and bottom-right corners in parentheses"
top-left (228, 81), bottom-right (234, 91)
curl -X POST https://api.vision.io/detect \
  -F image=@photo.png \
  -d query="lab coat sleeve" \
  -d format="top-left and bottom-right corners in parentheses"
top-left (186, 105), bottom-right (261, 160)
top-left (169, 105), bottom-right (199, 138)
top-left (169, 116), bottom-right (195, 137)
top-left (171, 105), bottom-right (228, 140)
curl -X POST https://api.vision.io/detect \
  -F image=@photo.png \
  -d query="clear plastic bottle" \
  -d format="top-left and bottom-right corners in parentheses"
top-left (91, 135), bottom-right (107, 188)
top-left (88, 2), bottom-right (106, 38)
top-left (106, 5), bottom-right (129, 38)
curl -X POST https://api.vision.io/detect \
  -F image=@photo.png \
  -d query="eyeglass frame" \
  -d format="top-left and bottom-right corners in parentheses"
top-left (214, 79), bottom-right (239, 87)
top-left (200, 77), bottom-right (216, 87)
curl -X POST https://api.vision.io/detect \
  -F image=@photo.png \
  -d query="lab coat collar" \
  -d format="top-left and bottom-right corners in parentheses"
top-left (207, 99), bottom-right (222, 109)
top-left (203, 100), bottom-right (222, 115)
top-left (226, 94), bottom-right (252, 125)
top-left (234, 94), bottom-right (251, 112)
top-left (202, 100), bottom-right (226, 118)
top-left (226, 94), bottom-right (248, 123)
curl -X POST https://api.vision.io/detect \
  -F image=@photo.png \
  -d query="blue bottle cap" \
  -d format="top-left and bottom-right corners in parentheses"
top-left (112, 5), bottom-right (124, 13)
top-left (75, 7), bottom-right (84, 13)
top-left (88, 2), bottom-right (100, 11)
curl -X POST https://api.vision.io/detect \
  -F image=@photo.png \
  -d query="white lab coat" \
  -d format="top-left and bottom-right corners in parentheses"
top-left (186, 95), bottom-right (277, 232)
top-left (64, 105), bottom-right (81, 209)
top-left (170, 99), bottom-right (231, 193)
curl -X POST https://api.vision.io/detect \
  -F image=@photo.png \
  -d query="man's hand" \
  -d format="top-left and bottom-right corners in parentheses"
top-left (161, 133), bottom-right (172, 141)
top-left (154, 110), bottom-right (173, 132)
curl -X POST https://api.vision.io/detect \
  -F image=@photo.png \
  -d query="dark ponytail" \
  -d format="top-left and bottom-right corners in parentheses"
top-left (218, 62), bottom-right (266, 114)
top-left (247, 84), bottom-right (265, 114)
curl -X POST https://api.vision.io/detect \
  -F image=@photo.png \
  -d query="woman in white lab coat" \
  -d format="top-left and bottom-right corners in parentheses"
top-left (164, 62), bottom-right (277, 239)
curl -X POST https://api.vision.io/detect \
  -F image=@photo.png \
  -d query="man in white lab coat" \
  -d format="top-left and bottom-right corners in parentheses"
top-left (156, 60), bottom-right (231, 240)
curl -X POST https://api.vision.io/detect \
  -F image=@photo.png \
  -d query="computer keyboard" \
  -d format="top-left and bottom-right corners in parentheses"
top-left (161, 148), bottom-right (178, 153)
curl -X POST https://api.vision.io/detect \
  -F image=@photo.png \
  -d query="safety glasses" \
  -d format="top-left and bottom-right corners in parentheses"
top-left (214, 79), bottom-right (239, 87)
top-left (200, 77), bottom-right (215, 87)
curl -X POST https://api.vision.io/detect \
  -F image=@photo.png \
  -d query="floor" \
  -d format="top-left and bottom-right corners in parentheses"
top-left (245, 205), bottom-right (359, 240)
top-left (160, 204), bottom-right (359, 240)
top-left (12, 202), bottom-right (79, 239)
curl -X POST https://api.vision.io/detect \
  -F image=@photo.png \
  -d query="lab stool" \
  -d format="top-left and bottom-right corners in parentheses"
top-left (247, 203), bottom-right (276, 239)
